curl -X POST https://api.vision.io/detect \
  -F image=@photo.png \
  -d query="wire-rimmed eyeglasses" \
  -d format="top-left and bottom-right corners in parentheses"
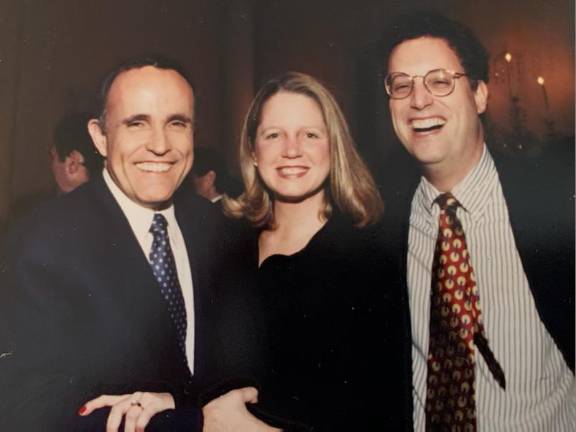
top-left (384, 68), bottom-right (468, 99)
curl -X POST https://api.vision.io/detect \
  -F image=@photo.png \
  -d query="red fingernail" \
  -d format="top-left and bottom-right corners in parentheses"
top-left (77, 405), bottom-right (87, 415)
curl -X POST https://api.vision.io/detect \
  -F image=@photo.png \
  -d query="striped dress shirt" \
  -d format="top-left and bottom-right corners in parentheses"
top-left (408, 147), bottom-right (575, 431)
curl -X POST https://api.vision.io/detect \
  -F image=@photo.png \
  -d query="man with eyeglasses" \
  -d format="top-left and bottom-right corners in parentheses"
top-left (378, 12), bottom-right (574, 431)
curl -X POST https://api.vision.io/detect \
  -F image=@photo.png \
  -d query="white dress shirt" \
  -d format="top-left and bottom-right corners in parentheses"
top-left (103, 170), bottom-right (195, 374)
top-left (408, 147), bottom-right (575, 430)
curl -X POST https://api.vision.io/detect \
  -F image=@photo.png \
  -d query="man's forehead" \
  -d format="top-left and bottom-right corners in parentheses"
top-left (389, 37), bottom-right (462, 71)
top-left (107, 66), bottom-right (194, 103)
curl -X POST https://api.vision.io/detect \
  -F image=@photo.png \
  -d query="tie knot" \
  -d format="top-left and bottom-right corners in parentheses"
top-left (150, 213), bottom-right (168, 235)
top-left (435, 192), bottom-right (459, 212)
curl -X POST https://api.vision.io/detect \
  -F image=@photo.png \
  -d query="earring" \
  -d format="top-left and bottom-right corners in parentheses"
top-left (253, 159), bottom-right (258, 167)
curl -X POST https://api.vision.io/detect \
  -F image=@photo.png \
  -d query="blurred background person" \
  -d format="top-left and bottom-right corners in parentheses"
top-left (50, 111), bottom-right (103, 195)
top-left (202, 72), bottom-right (412, 432)
top-left (188, 146), bottom-right (242, 204)
top-left (6, 112), bottom-right (103, 227)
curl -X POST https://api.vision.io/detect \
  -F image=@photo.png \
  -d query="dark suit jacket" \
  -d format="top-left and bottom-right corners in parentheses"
top-left (0, 175), bottom-right (223, 431)
top-left (378, 145), bottom-right (575, 374)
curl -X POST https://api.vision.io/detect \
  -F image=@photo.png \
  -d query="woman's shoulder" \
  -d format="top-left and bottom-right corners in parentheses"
top-left (309, 215), bottom-right (403, 294)
top-left (312, 213), bottom-right (384, 256)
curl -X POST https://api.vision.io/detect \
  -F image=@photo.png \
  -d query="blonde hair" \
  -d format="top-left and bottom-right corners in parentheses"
top-left (224, 72), bottom-right (383, 227)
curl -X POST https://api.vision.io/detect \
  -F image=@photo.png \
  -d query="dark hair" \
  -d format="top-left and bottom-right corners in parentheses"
top-left (53, 112), bottom-right (103, 176)
top-left (380, 12), bottom-right (489, 85)
top-left (96, 54), bottom-right (195, 124)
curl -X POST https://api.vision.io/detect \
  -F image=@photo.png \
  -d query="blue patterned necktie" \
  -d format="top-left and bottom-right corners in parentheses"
top-left (149, 213), bottom-right (187, 356)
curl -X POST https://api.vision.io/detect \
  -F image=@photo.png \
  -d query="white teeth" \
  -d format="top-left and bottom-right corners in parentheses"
top-left (278, 166), bottom-right (307, 175)
top-left (411, 118), bottom-right (446, 129)
top-left (136, 162), bottom-right (171, 173)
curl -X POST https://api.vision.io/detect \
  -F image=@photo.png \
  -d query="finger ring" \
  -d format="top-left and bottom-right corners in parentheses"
top-left (130, 401), bottom-right (142, 407)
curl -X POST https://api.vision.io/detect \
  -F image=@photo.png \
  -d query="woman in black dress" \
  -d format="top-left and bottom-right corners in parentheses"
top-left (203, 72), bottom-right (412, 432)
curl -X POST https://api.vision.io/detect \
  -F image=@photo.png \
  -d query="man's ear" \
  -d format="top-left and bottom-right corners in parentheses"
top-left (66, 150), bottom-right (85, 175)
top-left (87, 119), bottom-right (108, 157)
top-left (205, 170), bottom-right (216, 188)
top-left (474, 81), bottom-right (488, 115)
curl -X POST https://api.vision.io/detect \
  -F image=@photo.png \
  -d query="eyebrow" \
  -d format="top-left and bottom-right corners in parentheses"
top-left (259, 124), bottom-right (326, 130)
top-left (167, 114), bottom-right (193, 124)
top-left (122, 114), bottom-right (150, 125)
top-left (121, 113), bottom-right (193, 125)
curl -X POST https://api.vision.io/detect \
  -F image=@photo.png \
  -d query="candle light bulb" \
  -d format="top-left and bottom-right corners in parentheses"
top-left (505, 52), bottom-right (512, 63)
top-left (537, 76), bottom-right (545, 85)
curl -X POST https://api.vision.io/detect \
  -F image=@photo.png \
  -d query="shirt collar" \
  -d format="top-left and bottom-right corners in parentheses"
top-left (414, 145), bottom-right (498, 222)
top-left (102, 169), bottom-right (177, 242)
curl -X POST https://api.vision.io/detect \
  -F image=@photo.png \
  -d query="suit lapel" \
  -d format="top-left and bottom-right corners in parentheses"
top-left (87, 176), bottom-right (184, 362)
top-left (174, 195), bottom-right (219, 378)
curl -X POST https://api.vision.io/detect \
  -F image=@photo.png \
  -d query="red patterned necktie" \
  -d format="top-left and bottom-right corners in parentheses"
top-left (425, 193), bottom-right (505, 432)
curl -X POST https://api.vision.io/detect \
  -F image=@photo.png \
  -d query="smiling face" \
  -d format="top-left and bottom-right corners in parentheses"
top-left (88, 66), bottom-right (195, 209)
top-left (388, 37), bottom-right (488, 189)
top-left (254, 91), bottom-right (330, 203)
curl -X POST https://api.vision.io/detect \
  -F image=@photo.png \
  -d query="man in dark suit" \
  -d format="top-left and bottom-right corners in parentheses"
top-left (378, 13), bottom-right (574, 431)
top-left (0, 56), bottom-right (221, 431)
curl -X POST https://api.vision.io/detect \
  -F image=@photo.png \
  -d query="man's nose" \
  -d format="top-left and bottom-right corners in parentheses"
top-left (146, 128), bottom-right (170, 154)
top-left (410, 78), bottom-right (433, 110)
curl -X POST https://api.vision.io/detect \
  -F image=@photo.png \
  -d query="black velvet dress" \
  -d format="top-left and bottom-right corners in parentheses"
top-left (209, 214), bottom-right (413, 431)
